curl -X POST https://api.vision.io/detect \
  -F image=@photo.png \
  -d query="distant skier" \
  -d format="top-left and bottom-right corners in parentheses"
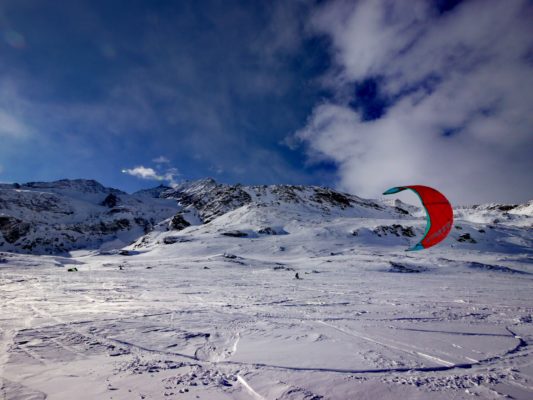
top-left (295, 272), bottom-right (302, 280)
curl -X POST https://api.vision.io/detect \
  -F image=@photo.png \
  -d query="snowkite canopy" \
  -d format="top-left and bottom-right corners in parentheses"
top-left (383, 185), bottom-right (453, 251)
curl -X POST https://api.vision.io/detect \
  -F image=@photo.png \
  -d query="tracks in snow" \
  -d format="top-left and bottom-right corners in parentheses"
top-left (14, 301), bottom-right (530, 379)
top-left (237, 374), bottom-right (266, 400)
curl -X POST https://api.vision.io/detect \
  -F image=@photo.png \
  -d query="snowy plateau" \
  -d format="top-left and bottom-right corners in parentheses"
top-left (0, 178), bottom-right (532, 400)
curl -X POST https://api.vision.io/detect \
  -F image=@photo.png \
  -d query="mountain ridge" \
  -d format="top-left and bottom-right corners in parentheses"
top-left (0, 178), bottom-right (531, 255)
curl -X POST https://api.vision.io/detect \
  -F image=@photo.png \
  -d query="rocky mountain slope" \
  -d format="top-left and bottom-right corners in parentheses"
top-left (0, 178), bottom-right (531, 255)
top-left (0, 179), bottom-right (179, 254)
top-left (128, 178), bottom-right (532, 256)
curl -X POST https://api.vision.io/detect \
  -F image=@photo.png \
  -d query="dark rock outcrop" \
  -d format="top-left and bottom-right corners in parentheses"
top-left (101, 193), bottom-right (119, 208)
top-left (221, 230), bottom-right (248, 237)
top-left (169, 214), bottom-right (191, 231)
top-left (0, 179), bottom-right (179, 254)
top-left (373, 224), bottom-right (416, 238)
top-left (457, 233), bottom-right (477, 243)
top-left (0, 216), bottom-right (31, 243)
top-left (312, 188), bottom-right (353, 209)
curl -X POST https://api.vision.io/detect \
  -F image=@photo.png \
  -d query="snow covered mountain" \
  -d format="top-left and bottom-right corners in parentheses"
top-left (0, 179), bottom-right (180, 254)
top-left (454, 201), bottom-right (533, 227)
top-left (1, 179), bottom-right (532, 399)
top-left (130, 178), bottom-right (532, 256)
top-left (0, 178), bottom-right (531, 255)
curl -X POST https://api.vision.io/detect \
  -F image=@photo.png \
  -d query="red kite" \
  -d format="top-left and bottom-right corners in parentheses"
top-left (383, 185), bottom-right (453, 251)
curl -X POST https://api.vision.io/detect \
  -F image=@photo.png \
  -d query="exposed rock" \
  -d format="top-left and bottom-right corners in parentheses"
top-left (163, 236), bottom-right (192, 245)
top-left (312, 188), bottom-right (353, 209)
top-left (221, 230), bottom-right (248, 238)
top-left (97, 219), bottom-right (130, 233)
top-left (472, 204), bottom-right (518, 212)
top-left (3, 177), bottom-right (528, 256)
top-left (373, 224), bottom-right (416, 238)
top-left (160, 179), bottom-right (389, 225)
top-left (0, 179), bottom-right (179, 254)
top-left (257, 226), bottom-right (287, 235)
top-left (169, 181), bottom-right (252, 223)
top-left (169, 214), bottom-right (191, 231)
top-left (457, 233), bottom-right (477, 243)
top-left (101, 193), bottom-right (119, 208)
top-left (389, 262), bottom-right (427, 273)
top-left (497, 205), bottom-right (518, 211)
top-left (0, 216), bottom-right (31, 244)
top-left (395, 207), bottom-right (409, 215)
top-left (273, 265), bottom-right (295, 271)
top-left (134, 217), bottom-right (152, 234)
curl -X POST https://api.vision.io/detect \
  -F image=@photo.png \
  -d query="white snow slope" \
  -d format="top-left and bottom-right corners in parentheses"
top-left (0, 179), bottom-right (532, 399)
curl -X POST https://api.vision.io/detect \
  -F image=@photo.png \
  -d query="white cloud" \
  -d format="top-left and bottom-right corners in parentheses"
top-left (122, 166), bottom-right (161, 180)
top-left (294, 0), bottom-right (533, 204)
top-left (122, 165), bottom-right (180, 186)
top-left (152, 155), bottom-right (170, 164)
top-left (0, 109), bottom-right (31, 137)
top-left (162, 167), bottom-right (180, 184)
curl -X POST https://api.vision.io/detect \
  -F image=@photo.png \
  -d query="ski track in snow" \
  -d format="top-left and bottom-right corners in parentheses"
top-left (236, 375), bottom-right (266, 400)
top-left (315, 320), bottom-right (456, 367)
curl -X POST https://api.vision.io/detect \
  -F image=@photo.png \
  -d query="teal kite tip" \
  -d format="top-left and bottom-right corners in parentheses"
top-left (383, 187), bottom-right (403, 195)
top-left (406, 243), bottom-right (424, 252)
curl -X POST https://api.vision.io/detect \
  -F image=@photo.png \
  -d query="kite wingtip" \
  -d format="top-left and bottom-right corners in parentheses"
top-left (406, 243), bottom-right (424, 252)
top-left (383, 187), bottom-right (401, 195)
top-left (383, 186), bottom-right (408, 195)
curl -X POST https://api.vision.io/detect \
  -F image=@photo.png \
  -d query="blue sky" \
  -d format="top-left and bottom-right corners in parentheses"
top-left (1, 0), bottom-right (532, 203)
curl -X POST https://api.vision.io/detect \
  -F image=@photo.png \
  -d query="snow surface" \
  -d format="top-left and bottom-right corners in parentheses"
top-left (1, 180), bottom-right (532, 399)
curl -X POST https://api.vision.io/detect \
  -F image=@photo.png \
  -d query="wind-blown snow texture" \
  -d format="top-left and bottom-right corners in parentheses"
top-left (1, 179), bottom-right (532, 399)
